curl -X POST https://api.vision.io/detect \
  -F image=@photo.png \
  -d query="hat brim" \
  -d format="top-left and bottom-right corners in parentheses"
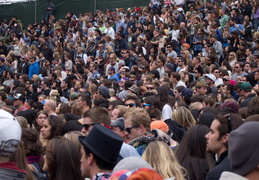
top-left (78, 136), bottom-right (122, 165)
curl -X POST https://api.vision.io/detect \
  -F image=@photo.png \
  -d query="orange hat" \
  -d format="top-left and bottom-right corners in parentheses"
top-left (182, 43), bottom-right (190, 49)
top-left (150, 120), bottom-right (169, 133)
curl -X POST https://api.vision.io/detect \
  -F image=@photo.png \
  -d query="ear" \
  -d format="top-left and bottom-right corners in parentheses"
top-left (222, 133), bottom-right (229, 144)
top-left (88, 153), bottom-right (94, 165)
top-left (139, 124), bottom-right (146, 133)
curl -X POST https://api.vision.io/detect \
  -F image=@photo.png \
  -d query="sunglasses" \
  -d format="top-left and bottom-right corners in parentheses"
top-left (125, 103), bottom-right (137, 107)
top-left (146, 87), bottom-right (154, 90)
top-left (125, 125), bottom-right (139, 134)
top-left (143, 103), bottom-right (151, 107)
top-left (83, 123), bottom-right (98, 131)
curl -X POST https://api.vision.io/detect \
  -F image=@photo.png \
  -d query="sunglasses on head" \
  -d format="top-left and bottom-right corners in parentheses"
top-left (125, 103), bottom-right (137, 107)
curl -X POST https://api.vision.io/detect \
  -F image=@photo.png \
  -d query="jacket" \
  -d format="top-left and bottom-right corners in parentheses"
top-left (28, 61), bottom-right (39, 79)
top-left (205, 151), bottom-right (234, 180)
top-left (0, 162), bottom-right (26, 180)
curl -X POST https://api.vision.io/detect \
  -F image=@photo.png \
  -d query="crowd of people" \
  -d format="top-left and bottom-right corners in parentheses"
top-left (1, 0), bottom-right (259, 179)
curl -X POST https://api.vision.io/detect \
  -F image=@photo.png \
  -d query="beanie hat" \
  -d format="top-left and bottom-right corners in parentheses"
top-left (150, 120), bottom-right (169, 133)
top-left (229, 122), bottom-right (259, 176)
top-left (0, 109), bottom-right (21, 157)
top-left (98, 86), bottom-right (111, 99)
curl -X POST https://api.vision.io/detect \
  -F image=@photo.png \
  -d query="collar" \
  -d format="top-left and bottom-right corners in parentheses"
top-left (0, 162), bottom-right (26, 173)
top-left (92, 172), bottom-right (112, 180)
top-left (216, 151), bottom-right (228, 165)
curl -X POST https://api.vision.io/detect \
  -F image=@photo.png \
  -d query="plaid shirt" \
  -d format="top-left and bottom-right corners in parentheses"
top-left (92, 172), bottom-right (112, 180)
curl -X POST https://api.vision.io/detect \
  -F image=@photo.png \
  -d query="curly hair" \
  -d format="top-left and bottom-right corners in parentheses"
top-left (22, 128), bottom-right (44, 157)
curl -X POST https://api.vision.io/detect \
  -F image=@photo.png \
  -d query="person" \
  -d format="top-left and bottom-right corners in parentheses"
top-left (43, 137), bottom-right (82, 179)
top-left (79, 124), bottom-right (123, 179)
top-left (77, 94), bottom-right (92, 117)
top-left (43, 100), bottom-right (57, 116)
top-left (0, 109), bottom-right (26, 179)
top-left (13, 93), bottom-right (27, 115)
top-left (21, 128), bottom-right (44, 173)
top-left (205, 113), bottom-right (244, 180)
top-left (220, 122), bottom-right (259, 180)
top-left (40, 115), bottom-right (65, 141)
top-left (176, 125), bottom-right (215, 180)
top-left (46, 0), bottom-right (55, 21)
top-left (142, 141), bottom-right (185, 180)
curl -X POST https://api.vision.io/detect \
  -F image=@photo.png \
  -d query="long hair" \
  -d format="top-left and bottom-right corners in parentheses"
top-left (176, 125), bottom-right (215, 180)
top-left (172, 106), bottom-right (196, 129)
top-left (45, 137), bottom-right (82, 180)
top-left (48, 115), bottom-right (65, 139)
top-left (10, 142), bottom-right (37, 180)
top-left (142, 141), bottom-right (185, 180)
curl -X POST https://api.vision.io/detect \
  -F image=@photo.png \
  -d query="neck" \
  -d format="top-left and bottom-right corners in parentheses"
top-left (244, 168), bottom-right (259, 180)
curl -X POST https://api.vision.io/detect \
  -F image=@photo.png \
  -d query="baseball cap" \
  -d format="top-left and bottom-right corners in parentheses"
top-left (205, 74), bottom-right (216, 82)
top-left (13, 93), bottom-right (25, 102)
top-left (240, 82), bottom-right (252, 90)
top-left (111, 117), bottom-right (125, 130)
top-left (0, 109), bottom-right (21, 157)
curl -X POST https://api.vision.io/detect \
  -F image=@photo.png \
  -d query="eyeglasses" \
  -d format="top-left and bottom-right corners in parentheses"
top-left (125, 125), bottom-right (139, 134)
top-left (167, 46), bottom-right (171, 48)
top-left (223, 113), bottom-right (232, 132)
top-left (146, 87), bottom-right (154, 90)
top-left (143, 103), bottom-right (151, 107)
top-left (214, 71), bottom-right (219, 73)
top-left (125, 103), bottom-right (137, 107)
top-left (83, 123), bottom-right (98, 131)
top-left (194, 71), bottom-right (198, 74)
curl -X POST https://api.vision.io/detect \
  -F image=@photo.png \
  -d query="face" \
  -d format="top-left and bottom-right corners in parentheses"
top-left (36, 113), bottom-right (48, 127)
top-left (111, 126), bottom-right (124, 138)
top-left (81, 117), bottom-right (93, 135)
top-left (197, 87), bottom-right (207, 95)
top-left (80, 147), bottom-right (90, 178)
top-left (77, 97), bottom-right (86, 109)
top-left (110, 109), bottom-right (120, 120)
top-left (125, 99), bottom-right (137, 108)
top-left (213, 69), bottom-right (220, 78)
top-left (55, 103), bottom-right (61, 114)
top-left (41, 120), bottom-right (51, 139)
top-left (124, 118), bottom-right (140, 140)
top-left (205, 120), bottom-right (226, 156)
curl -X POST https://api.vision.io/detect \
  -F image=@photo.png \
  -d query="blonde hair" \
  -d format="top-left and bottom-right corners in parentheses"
top-left (15, 116), bottom-right (28, 128)
top-left (64, 131), bottom-right (84, 152)
top-left (172, 106), bottom-right (196, 129)
top-left (142, 141), bottom-right (185, 180)
top-left (124, 107), bottom-right (151, 132)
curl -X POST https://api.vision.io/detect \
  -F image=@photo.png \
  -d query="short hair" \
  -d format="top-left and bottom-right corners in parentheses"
top-left (83, 107), bottom-right (111, 126)
top-left (46, 100), bottom-right (56, 111)
top-left (124, 94), bottom-right (141, 107)
top-left (144, 95), bottom-right (161, 110)
top-left (216, 113), bottom-right (243, 140)
top-left (124, 107), bottom-right (151, 132)
top-left (78, 94), bottom-right (92, 108)
top-left (114, 105), bottom-right (128, 118)
top-left (146, 108), bottom-right (162, 120)
top-left (171, 72), bottom-right (181, 81)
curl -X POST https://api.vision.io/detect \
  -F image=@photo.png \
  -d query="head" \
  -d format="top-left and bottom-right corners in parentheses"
top-left (41, 115), bottom-right (65, 140)
top-left (124, 107), bottom-right (151, 140)
top-left (172, 106), bottom-right (196, 129)
top-left (142, 141), bottom-right (185, 179)
top-left (43, 137), bottom-right (81, 179)
top-left (205, 113), bottom-right (243, 157)
top-left (82, 107), bottom-right (111, 135)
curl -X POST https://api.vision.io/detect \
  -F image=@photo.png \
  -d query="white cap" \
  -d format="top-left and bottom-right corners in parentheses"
top-left (205, 74), bottom-right (216, 82)
top-left (177, 7), bottom-right (183, 12)
top-left (0, 109), bottom-right (21, 157)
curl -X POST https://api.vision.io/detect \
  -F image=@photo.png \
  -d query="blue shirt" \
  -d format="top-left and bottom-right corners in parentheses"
top-left (28, 61), bottom-right (39, 79)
